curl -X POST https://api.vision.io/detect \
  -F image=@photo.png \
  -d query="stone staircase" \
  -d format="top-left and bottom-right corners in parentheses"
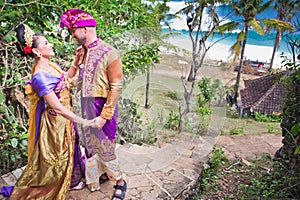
top-left (0, 134), bottom-right (215, 200)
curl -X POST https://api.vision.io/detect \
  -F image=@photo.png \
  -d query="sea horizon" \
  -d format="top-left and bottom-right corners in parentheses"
top-left (160, 0), bottom-right (299, 68)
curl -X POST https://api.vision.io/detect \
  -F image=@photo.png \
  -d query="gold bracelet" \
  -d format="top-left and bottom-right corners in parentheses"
top-left (71, 65), bottom-right (78, 69)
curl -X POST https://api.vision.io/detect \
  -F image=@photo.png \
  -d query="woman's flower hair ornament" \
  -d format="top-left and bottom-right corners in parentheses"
top-left (23, 24), bottom-right (35, 55)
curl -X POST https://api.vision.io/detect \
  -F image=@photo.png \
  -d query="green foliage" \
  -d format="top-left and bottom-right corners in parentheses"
top-left (165, 110), bottom-right (180, 131)
top-left (271, 52), bottom-right (300, 197)
top-left (267, 124), bottom-right (281, 134)
top-left (229, 127), bottom-right (244, 135)
top-left (166, 91), bottom-right (180, 100)
top-left (280, 53), bottom-right (300, 149)
top-left (253, 112), bottom-right (282, 122)
top-left (122, 42), bottom-right (160, 82)
top-left (117, 97), bottom-right (160, 145)
top-left (197, 105), bottom-right (212, 129)
top-left (117, 98), bottom-right (142, 143)
top-left (196, 77), bottom-right (222, 130)
top-left (198, 151), bottom-right (298, 199)
top-left (197, 77), bottom-right (223, 107)
top-left (239, 159), bottom-right (299, 199)
top-left (201, 146), bottom-right (227, 191)
top-left (197, 77), bottom-right (212, 106)
top-left (0, 105), bottom-right (28, 175)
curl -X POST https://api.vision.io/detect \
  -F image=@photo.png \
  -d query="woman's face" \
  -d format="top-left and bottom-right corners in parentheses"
top-left (35, 36), bottom-right (55, 58)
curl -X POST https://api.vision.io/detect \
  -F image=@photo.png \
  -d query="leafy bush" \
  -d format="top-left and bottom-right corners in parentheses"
top-left (200, 146), bottom-right (227, 191)
top-left (197, 77), bottom-right (211, 107)
top-left (239, 159), bottom-right (299, 199)
top-left (166, 91), bottom-right (180, 100)
top-left (198, 105), bottom-right (211, 129)
top-left (267, 124), bottom-right (281, 134)
top-left (253, 112), bottom-right (282, 122)
top-left (229, 127), bottom-right (244, 135)
top-left (0, 90), bottom-right (28, 175)
top-left (164, 109), bottom-right (180, 131)
top-left (117, 98), bottom-right (143, 143)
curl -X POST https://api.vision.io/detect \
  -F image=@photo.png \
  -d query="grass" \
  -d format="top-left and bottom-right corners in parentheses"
top-left (221, 116), bottom-right (281, 136)
top-left (126, 54), bottom-right (282, 145)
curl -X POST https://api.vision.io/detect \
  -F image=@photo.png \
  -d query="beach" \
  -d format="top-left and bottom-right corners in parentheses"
top-left (161, 0), bottom-right (297, 69)
top-left (163, 34), bottom-right (288, 69)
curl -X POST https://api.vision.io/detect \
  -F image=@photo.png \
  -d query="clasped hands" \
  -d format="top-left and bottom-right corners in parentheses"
top-left (82, 116), bottom-right (107, 129)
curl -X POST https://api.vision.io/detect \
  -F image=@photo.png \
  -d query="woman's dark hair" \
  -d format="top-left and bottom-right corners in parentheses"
top-left (15, 24), bottom-right (43, 57)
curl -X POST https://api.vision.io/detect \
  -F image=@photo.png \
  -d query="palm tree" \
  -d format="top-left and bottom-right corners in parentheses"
top-left (266, 0), bottom-right (295, 71)
top-left (230, 0), bottom-right (272, 107)
top-left (143, 0), bottom-right (174, 108)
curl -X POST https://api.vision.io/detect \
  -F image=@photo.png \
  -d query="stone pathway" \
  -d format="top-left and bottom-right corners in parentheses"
top-left (217, 134), bottom-right (283, 160)
top-left (0, 133), bottom-right (283, 200)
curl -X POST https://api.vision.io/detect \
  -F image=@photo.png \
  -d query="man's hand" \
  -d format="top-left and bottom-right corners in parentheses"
top-left (91, 116), bottom-right (107, 129)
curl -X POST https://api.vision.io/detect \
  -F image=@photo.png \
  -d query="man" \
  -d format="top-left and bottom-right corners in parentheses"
top-left (60, 8), bottom-right (126, 200)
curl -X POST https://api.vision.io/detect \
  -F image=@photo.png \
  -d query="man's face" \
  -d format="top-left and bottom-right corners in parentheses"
top-left (70, 27), bottom-right (87, 46)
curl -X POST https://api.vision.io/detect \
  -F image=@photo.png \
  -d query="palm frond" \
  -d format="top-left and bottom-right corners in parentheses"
top-left (175, 3), bottom-right (192, 15)
top-left (208, 7), bottom-right (219, 24)
top-left (215, 21), bottom-right (239, 33)
top-left (237, 31), bottom-right (245, 41)
top-left (230, 41), bottom-right (241, 57)
top-left (263, 18), bottom-right (294, 32)
top-left (258, 0), bottom-right (273, 13)
top-left (249, 18), bottom-right (265, 35)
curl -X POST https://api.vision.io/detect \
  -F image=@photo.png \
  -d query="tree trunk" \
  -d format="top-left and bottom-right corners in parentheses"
top-left (145, 66), bottom-right (150, 108)
top-left (269, 31), bottom-right (282, 72)
top-left (187, 63), bottom-right (194, 82)
top-left (233, 25), bottom-right (249, 107)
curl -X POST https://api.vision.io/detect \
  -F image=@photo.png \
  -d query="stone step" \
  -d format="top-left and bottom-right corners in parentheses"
top-left (1, 133), bottom-right (209, 200)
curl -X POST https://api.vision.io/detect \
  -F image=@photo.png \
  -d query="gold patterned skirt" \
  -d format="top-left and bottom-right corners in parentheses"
top-left (9, 91), bottom-right (75, 200)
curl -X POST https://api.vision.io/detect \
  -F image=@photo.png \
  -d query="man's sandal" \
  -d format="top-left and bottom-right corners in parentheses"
top-left (99, 173), bottom-right (109, 184)
top-left (112, 180), bottom-right (127, 200)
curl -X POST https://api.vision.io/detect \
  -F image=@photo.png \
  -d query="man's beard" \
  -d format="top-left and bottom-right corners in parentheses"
top-left (77, 37), bottom-right (87, 46)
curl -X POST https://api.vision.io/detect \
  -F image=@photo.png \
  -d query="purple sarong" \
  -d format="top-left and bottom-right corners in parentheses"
top-left (81, 97), bottom-right (118, 161)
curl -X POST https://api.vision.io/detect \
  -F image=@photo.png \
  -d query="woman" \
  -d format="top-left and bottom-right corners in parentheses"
top-left (0, 24), bottom-right (89, 200)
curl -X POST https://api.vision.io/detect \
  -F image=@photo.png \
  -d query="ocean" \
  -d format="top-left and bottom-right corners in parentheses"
top-left (160, 0), bottom-right (299, 68)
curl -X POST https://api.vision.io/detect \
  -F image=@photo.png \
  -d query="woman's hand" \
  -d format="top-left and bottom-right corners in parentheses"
top-left (68, 46), bottom-right (85, 78)
top-left (73, 46), bottom-right (85, 67)
top-left (82, 119), bottom-right (95, 128)
top-left (91, 116), bottom-right (107, 129)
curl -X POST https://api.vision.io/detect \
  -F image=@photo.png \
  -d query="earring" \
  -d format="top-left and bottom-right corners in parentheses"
top-left (38, 53), bottom-right (42, 58)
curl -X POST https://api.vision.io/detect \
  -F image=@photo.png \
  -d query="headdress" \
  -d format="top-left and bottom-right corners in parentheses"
top-left (60, 8), bottom-right (97, 29)
top-left (23, 24), bottom-right (35, 54)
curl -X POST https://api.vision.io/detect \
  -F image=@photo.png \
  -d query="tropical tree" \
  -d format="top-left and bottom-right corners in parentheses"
top-left (175, 0), bottom-right (232, 132)
top-left (140, 0), bottom-right (171, 108)
top-left (228, 0), bottom-right (273, 106)
top-left (263, 0), bottom-right (296, 71)
top-left (283, 12), bottom-right (300, 66)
